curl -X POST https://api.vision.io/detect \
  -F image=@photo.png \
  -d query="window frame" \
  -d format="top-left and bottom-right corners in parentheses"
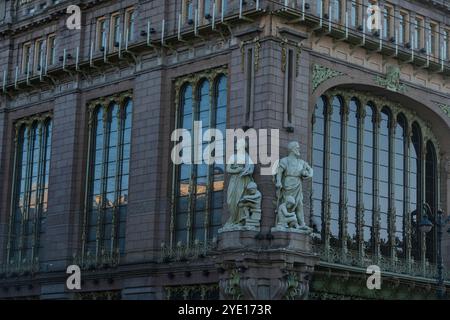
top-left (34, 38), bottom-right (45, 74)
top-left (124, 7), bottom-right (135, 44)
top-left (171, 68), bottom-right (228, 247)
top-left (413, 16), bottom-right (425, 50)
top-left (382, 4), bottom-right (394, 40)
top-left (443, 28), bottom-right (449, 61)
top-left (80, 91), bottom-right (133, 268)
top-left (6, 113), bottom-right (53, 273)
top-left (96, 16), bottom-right (108, 51)
top-left (109, 12), bottom-right (121, 52)
top-left (22, 42), bottom-right (32, 74)
top-left (46, 34), bottom-right (56, 68)
top-left (311, 89), bottom-right (441, 277)
top-left (183, 0), bottom-right (194, 25)
top-left (398, 11), bottom-right (409, 45)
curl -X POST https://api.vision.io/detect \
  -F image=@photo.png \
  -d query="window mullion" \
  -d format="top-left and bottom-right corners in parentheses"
top-left (203, 81), bottom-right (213, 244)
top-left (31, 122), bottom-right (45, 266)
top-left (96, 106), bottom-right (109, 262)
top-left (6, 126), bottom-right (21, 266)
top-left (404, 124), bottom-right (412, 272)
top-left (340, 98), bottom-right (349, 258)
top-left (323, 95), bottom-right (332, 259)
top-left (186, 85), bottom-right (197, 247)
top-left (81, 107), bottom-right (96, 262)
top-left (356, 104), bottom-right (365, 263)
top-left (19, 125), bottom-right (34, 265)
top-left (170, 89), bottom-right (181, 248)
top-left (420, 141), bottom-right (427, 273)
top-left (372, 110), bottom-right (381, 264)
top-left (111, 105), bottom-right (125, 255)
top-left (388, 116), bottom-right (397, 265)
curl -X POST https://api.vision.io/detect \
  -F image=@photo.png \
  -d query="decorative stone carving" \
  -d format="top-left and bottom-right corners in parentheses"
top-left (273, 141), bottom-right (313, 233)
top-left (375, 65), bottom-right (406, 92)
top-left (240, 37), bottom-right (261, 72)
top-left (312, 64), bottom-right (344, 91)
top-left (217, 250), bottom-right (317, 300)
top-left (221, 139), bottom-right (260, 231)
top-left (221, 269), bottom-right (243, 300)
top-left (438, 104), bottom-right (450, 118)
top-left (237, 182), bottom-right (262, 228)
top-left (284, 272), bottom-right (310, 300)
top-left (275, 196), bottom-right (301, 229)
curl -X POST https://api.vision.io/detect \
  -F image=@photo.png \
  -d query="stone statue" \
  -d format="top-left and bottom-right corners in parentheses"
top-left (237, 182), bottom-right (262, 228)
top-left (274, 141), bottom-right (313, 231)
top-left (225, 139), bottom-right (255, 226)
top-left (276, 196), bottom-right (300, 229)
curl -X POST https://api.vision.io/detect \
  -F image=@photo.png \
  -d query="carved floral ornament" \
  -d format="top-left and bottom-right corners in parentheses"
top-left (312, 64), bottom-right (345, 91)
top-left (375, 65), bottom-right (406, 93)
top-left (13, 112), bottom-right (53, 141)
top-left (87, 90), bottom-right (133, 112)
top-left (280, 39), bottom-right (302, 75)
top-left (240, 38), bottom-right (261, 73)
top-left (174, 66), bottom-right (228, 104)
top-left (438, 103), bottom-right (450, 118)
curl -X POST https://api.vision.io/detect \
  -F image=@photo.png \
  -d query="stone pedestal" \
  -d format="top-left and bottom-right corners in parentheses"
top-left (214, 230), bottom-right (319, 300)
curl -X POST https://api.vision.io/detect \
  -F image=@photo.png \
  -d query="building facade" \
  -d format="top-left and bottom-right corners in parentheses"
top-left (0, 0), bottom-right (449, 300)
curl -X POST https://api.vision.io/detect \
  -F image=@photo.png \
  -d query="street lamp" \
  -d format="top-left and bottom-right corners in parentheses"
top-left (418, 203), bottom-right (450, 299)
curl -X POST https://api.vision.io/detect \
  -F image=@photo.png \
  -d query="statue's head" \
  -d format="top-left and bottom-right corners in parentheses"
top-left (287, 141), bottom-right (301, 157)
top-left (286, 196), bottom-right (296, 209)
top-left (246, 182), bottom-right (257, 194)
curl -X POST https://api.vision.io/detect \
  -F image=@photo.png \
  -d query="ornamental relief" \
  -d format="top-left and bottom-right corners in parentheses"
top-left (438, 104), bottom-right (450, 118)
top-left (312, 64), bottom-right (345, 91)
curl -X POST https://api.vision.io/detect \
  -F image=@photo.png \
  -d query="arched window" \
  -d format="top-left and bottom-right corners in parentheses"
top-left (82, 93), bottom-right (133, 267)
top-left (172, 69), bottom-right (227, 246)
top-left (7, 114), bottom-right (52, 273)
top-left (312, 91), bottom-right (440, 275)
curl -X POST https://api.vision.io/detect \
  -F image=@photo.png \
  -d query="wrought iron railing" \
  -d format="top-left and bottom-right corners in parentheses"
top-left (72, 248), bottom-right (120, 270)
top-left (313, 244), bottom-right (450, 281)
top-left (159, 238), bottom-right (218, 263)
top-left (0, 257), bottom-right (40, 277)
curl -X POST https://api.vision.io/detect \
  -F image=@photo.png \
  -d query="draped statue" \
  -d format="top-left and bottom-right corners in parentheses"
top-left (274, 141), bottom-right (313, 231)
top-left (225, 139), bottom-right (255, 226)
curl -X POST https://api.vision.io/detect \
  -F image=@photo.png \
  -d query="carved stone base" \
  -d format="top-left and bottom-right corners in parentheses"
top-left (269, 230), bottom-right (314, 251)
top-left (271, 226), bottom-right (312, 234)
top-left (217, 229), bottom-right (261, 250)
top-left (214, 230), bottom-right (319, 300)
top-left (218, 224), bottom-right (260, 234)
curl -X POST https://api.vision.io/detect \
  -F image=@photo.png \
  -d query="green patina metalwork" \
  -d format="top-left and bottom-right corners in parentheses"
top-left (438, 104), bottom-right (450, 118)
top-left (312, 64), bottom-right (344, 91)
top-left (375, 65), bottom-right (406, 92)
top-left (165, 284), bottom-right (220, 300)
top-left (224, 269), bottom-right (243, 300)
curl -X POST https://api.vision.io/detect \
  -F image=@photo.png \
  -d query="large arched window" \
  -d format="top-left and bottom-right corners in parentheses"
top-left (171, 69), bottom-right (227, 247)
top-left (312, 90), bottom-right (440, 276)
top-left (7, 114), bottom-right (52, 273)
top-left (81, 92), bottom-right (133, 267)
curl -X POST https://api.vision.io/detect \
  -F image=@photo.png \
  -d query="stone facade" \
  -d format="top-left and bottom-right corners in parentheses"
top-left (0, 0), bottom-right (449, 299)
